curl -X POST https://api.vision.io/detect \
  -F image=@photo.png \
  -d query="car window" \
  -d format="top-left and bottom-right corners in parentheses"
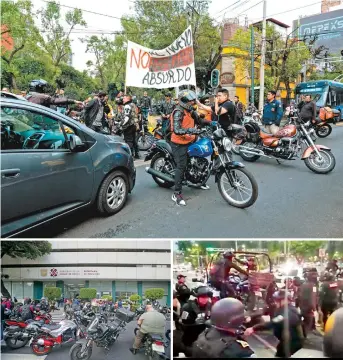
top-left (1, 106), bottom-right (68, 151)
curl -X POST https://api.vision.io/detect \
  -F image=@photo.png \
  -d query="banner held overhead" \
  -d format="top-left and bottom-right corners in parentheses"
top-left (125, 26), bottom-right (196, 89)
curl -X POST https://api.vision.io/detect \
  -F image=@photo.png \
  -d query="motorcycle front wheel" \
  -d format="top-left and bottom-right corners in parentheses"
top-left (150, 153), bottom-right (175, 188)
top-left (304, 149), bottom-right (335, 174)
top-left (137, 133), bottom-right (154, 151)
top-left (69, 343), bottom-right (93, 360)
top-left (31, 336), bottom-right (53, 356)
top-left (217, 168), bottom-right (258, 208)
top-left (315, 124), bottom-right (332, 138)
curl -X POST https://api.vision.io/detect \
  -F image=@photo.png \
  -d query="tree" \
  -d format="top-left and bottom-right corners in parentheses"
top-left (1, 241), bottom-right (52, 298)
top-left (79, 288), bottom-right (97, 300)
top-left (144, 288), bottom-right (164, 301)
top-left (1, 0), bottom-right (42, 90)
top-left (129, 294), bottom-right (141, 304)
top-left (101, 295), bottom-right (113, 301)
top-left (39, 1), bottom-right (86, 68)
top-left (44, 287), bottom-right (62, 301)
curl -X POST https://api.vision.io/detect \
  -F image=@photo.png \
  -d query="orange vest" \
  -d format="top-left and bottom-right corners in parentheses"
top-left (171, 109), bottom-right (196, 145)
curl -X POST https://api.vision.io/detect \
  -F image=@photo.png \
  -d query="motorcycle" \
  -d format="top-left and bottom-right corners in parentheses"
top-left (30, 319), bottom-right (84, 356)
top-left (134, 328), bottom-right (170, 360)
top-left (137, 110), bottom-right (155, 151)
top-left (228, 275), bottom-right (260, 311)
top-left (144, 126), bottom-right (258, 208)
top-left (237, 115), bottom-right (336, 174)
top-left (69, 308), bottom-right (135, 360)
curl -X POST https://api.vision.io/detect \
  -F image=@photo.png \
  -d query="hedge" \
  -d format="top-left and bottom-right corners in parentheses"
top-left (144, 288), bottom-right (164, 301)
top-left (101, 295), bottom-right (113, 301)
top-left (44, 287), bottom-right (62, 301)
top-left (129, 294), bottom-right (141, 303)
top-left (79, 288), bottom-right (97, 300)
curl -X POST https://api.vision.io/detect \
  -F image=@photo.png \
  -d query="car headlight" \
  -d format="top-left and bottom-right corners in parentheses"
top-left (222, 137), bottom-right (232, 152)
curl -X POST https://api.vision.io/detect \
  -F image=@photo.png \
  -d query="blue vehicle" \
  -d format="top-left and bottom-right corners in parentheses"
top-left (295, 80), bottom-right (343, 120)
top-left (144, 126), bottom-right (258, 208)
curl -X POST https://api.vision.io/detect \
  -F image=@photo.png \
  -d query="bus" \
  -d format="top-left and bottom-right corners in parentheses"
top-left (295, 80), bottom-right (343, 121)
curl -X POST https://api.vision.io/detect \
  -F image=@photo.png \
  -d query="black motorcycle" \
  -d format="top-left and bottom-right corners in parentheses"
top-left (69, 309), bottom-right (135, 360)
top-left (134, 327), bottom-right (170, 360)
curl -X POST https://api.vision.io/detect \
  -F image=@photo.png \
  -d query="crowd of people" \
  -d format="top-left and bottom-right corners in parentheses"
top-left (173, 253), bottom-right (343, 358)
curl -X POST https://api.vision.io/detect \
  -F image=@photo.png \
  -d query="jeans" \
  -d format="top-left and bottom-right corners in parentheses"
top-left (123, 124), bottom-right (138, 155)
top-left (171, 142), bottom-right (188, 193)
top-left (264, 124), bottom-right (279, 135)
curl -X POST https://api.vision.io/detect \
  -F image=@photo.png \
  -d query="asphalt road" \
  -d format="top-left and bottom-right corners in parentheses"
top-left (21, 125), bottom-right (343, 238)
top-left (1, 310), bottom-right (171, 360)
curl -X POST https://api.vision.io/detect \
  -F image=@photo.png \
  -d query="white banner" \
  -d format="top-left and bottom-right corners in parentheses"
top-left (125, 26), bottom-right (196, 89)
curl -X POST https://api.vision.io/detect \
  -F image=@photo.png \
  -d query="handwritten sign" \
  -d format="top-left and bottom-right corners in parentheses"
top-left (125, 26), bottom-right (196, 89)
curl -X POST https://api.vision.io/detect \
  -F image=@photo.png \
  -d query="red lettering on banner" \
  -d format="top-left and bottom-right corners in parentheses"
top-left (150, 47), bottom-right (194, 72)
top-left (130, 49), bottom-right (151, 69)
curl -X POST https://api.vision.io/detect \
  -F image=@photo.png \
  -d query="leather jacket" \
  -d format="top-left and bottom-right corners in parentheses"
top-left (26, 92), bottom-right (75, 108)
top-left (140, 96), bottom-right (151, 109)
top-left (173, 106), bottom-right (210, 135)
top-left (160, 100), bottom-right (175, 117)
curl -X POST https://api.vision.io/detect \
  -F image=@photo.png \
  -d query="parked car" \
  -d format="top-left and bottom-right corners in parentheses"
top-left (1, 98), bottom-right (136, 237)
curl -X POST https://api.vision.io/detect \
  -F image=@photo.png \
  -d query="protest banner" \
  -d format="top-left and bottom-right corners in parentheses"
top-left (125, 26), bottom-right (196, 89)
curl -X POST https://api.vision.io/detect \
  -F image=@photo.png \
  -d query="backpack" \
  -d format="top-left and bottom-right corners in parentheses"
top-left (319, 107), bottom-right (334, 121)
top-left (21, 304), bottom-right (33, 321)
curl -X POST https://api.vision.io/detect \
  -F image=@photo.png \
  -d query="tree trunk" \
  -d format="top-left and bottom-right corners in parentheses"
top-left (9, 72), bottom-right (17, 91)
top-left (1, 278), bottom-right (11, 298)
top-left (285, 80), bottom-right (291, 103)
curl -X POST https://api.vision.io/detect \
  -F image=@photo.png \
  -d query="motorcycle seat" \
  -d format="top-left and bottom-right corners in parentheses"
top-left (42, 324), bottom-right (60, 331)
top-left (259, 130), bottom-right (273, 139)
top-left (148, 333), bottom-right (164, 341)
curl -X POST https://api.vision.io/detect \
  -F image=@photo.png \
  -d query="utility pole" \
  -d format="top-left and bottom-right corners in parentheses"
top-left (258, 0), bottom-right (267, 111)
top-left (250, 25), bottom-right (255, 106)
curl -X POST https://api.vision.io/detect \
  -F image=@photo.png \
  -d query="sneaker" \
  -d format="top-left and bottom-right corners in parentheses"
top-left (172, 193), bottom-right (186, 206)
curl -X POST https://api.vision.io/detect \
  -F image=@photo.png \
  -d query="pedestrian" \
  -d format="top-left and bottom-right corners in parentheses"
top-left (118, 299), bottom-right (123, 308)
top-left (160, 93), bottom-right (175, 140)
top-left (245, 290), bottom-right (304, 358)
top-left (197, 88), bottom-right (235, 132)
top-left (234, 95), bottom-right (244, 124)
top-left (83, 90), bottom-right (108, 133)
top-left (139, 91), bottom-right (152, 126)
top-left (299, 94), bottom-right (316, 124)
top-left (262, 90), bottom-right (283, 135)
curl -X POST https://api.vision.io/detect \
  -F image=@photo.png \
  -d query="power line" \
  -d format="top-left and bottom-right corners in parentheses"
top-left (236, 0), bottom-right (264, 18)
top-left (213, 0), bottom-right (242, 16)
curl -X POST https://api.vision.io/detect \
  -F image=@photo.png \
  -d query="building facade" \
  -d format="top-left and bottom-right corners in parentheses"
top-left (2, 241), bottom-right (171, 305)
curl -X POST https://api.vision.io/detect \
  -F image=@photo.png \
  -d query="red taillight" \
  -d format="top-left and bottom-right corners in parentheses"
top-left (154, 341), bottom-right (164, 346)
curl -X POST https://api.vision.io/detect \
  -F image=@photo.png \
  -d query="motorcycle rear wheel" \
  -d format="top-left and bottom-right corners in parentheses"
top-left (239, 141), bottom-right (260, 162)
top-left (150, 153), bottom-right (174, 188)
top-left (315, 124), bottom-right (332, 138)
top-left (137, 133), bottom-right (154, 151)
top-left (69, 343), bottom-right (93, 360)
top-left (217, 167), bottom-right (258, 208)
top-left (304, 149), bottom-right (335, 174)
top-left (5, 336), bottom-right (29, 349)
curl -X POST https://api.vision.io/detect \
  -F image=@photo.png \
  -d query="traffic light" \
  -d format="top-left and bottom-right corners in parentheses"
top-left (210, 69), bottom-right (220, 88)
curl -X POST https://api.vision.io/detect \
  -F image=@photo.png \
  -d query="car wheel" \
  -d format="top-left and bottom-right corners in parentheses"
top-left (97, 171), bottom-right (129, 215)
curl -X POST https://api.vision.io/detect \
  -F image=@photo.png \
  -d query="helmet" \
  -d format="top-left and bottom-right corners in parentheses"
top-left (211, 298), bottom-right (245, 330)
top-left (273, 290), bottom-right (292, 302)
top-left (323, 307), bottom-right (343, 358)
top-left (324, 273), bottom-right (336, 282)
top-left (41, 297), bottom-right (46, 301)
top-left (223, 251), bottom-right (234, 259)
top-left (29, 79), bottom-right (50, 93)
top-left (178, 90), bottom-right (197, 112)
top-left (177, 274), bottom-right (187, 280)
top-left (193, 286), bottom-right (213, 298)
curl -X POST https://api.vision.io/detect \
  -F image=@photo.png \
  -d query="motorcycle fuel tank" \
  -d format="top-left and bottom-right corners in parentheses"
top-left (188, 137), bottom-right (213, 158)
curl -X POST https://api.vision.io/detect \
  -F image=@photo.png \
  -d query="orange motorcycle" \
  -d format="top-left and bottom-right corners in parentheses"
top-left (236, 115), bottom-right (336, 174)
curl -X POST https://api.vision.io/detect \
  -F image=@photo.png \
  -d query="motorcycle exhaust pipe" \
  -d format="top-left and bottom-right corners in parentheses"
top-left (145, 167), bottom-right (175, 184)
top-left (239, 146), bottom-right (272, 158)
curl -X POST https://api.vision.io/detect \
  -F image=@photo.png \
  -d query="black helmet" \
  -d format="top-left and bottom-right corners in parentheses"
top-left (178, 90), bottom-right (197, 111)
top-left (273, 289), bottom-right (292, 302)
top-left (323, 307), bottom-right (343, 358)
top-left (193, 286), bottom-right (213, 298)
top-left (29, 79), bottom-right (50, 93)
top-left (211, 298), bottom-right (245, 330)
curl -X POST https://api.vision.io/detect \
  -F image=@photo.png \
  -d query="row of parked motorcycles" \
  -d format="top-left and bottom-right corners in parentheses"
top-left (3, 301), bottom-right (171, 359)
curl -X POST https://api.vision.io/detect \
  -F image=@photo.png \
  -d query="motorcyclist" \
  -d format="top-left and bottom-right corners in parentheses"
top-left (319, 272), bottom-right (339, 328)
top-left (19, 298), bottom-right (35, 321)
top-left (209, 251), bottom-right (249, 299)
top-left (26, 79), bottom-right (81, 108)
top-left (245, 290), bottom-right (304, 358)
top-left (326, 259), bottom-right (339, 274)
top-left (159, 92), bottom-right (175, 140)
top-left (39, 297), bottom-right (50, 312)
top-left (175, 274), bottom-right (191, 307)
top-left (179, 286), bottom-right (213, 351)
top-left (323, 307), bottom-right (343, 358)
top-left (192, 298), bottom-right (256, 358)
top-left (170, 90), bottom-right (216, 206)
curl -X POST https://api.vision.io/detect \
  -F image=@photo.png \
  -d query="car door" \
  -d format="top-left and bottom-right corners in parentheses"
top-left (1, 101), bottom-right (94, 229)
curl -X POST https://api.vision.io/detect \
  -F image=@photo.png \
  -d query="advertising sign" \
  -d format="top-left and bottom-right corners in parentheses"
top-left (125, 26), bottom-right (196, 88)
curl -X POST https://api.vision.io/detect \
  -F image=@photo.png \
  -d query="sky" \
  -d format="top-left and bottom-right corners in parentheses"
top-left (30, 0), bottom-right (325, 71)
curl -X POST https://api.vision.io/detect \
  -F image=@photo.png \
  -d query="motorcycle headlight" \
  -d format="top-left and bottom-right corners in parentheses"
top-left (222, 137), bottom-right (232, 152)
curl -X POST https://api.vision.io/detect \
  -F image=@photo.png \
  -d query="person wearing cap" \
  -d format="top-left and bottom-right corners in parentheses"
top-left (193, 298), bottom-right (255, 358)
top-left (262, 90), bottom-right (283, 135)
top-left (244, 289), bottom-right (304, 357)
top-left (179, 286), bottom-right (213, 353)
top-left (175, 274), bottom-right (191, 307)
top-left (83, 90), bottom-right (108, 133)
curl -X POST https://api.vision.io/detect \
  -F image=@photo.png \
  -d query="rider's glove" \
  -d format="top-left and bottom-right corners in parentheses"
top-left (211, 121), bottom-right (218, 127)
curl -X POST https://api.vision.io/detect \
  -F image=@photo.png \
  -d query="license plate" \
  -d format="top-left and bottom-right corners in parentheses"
top-left (152, 344), bottom-right (164, 353)
top-left (254, 291), bottom-right (262, 297)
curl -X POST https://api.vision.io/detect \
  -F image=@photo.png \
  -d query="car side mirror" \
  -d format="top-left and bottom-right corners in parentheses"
top-left (69, 134), bottom-right (84, 152)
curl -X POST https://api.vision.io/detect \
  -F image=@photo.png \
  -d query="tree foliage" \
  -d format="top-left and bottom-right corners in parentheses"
top-left (144, 288), bottom-right (164, 301)
top-left (129, 294), bottom-right (141, 304)
top-left (79, 288), bottom-right (97, 300)
top-left (44, 287), bottom-right (62, 301)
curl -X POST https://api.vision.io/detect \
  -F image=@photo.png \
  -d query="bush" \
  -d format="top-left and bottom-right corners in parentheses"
top-left (44, 287), bottom-right (61, 301)
top-left (144, 288), bottom-right (164, 301)
top-left (79, 288), bottom-right (97, 300)
top-left (129, 294), bottom-right (141, 304)
top-left (101, 295), bottom-right (113, 301)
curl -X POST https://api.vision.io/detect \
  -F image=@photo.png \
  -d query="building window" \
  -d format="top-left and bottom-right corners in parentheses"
top-left (115, 291), bottom-right (135, 301)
